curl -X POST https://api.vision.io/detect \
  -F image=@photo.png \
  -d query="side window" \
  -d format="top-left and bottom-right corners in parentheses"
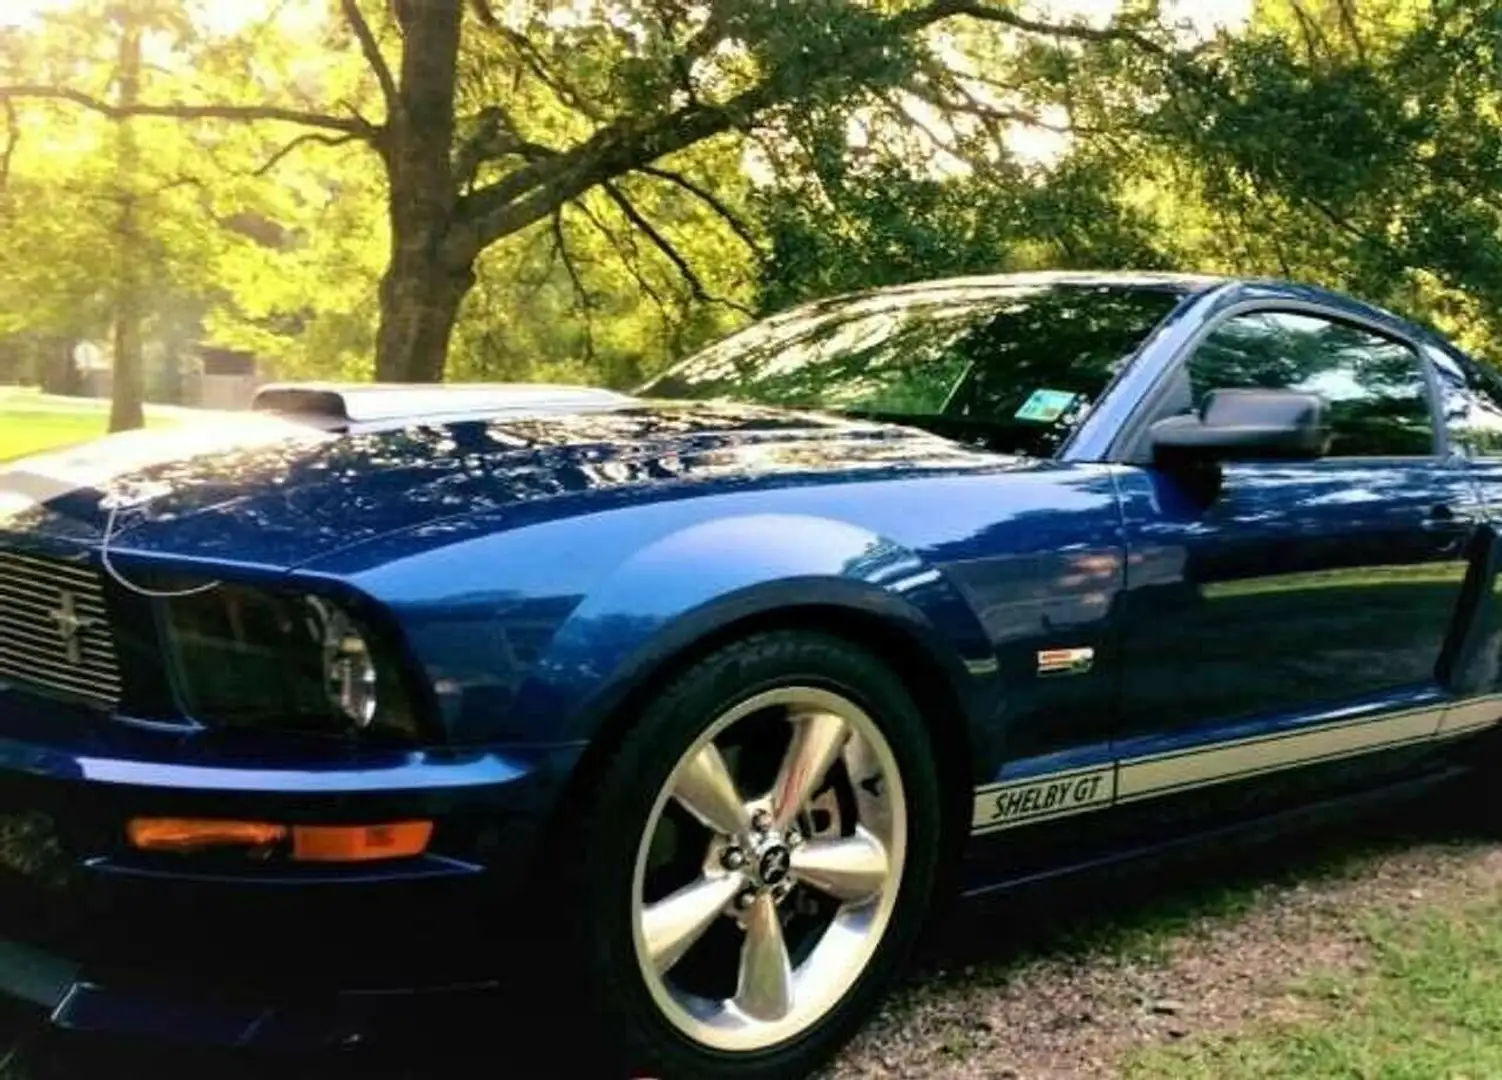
top-left (1186, 311), bottom-right (1434, 457)
top-left (1431, 345), bottom-right (1502, 457)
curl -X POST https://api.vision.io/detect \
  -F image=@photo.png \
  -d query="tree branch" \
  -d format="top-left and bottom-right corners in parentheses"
top-left (0, 85), bottom-right (374, 136)
top-left (252, 130), bottom-right (363, 176)
top-left (643, 0), bottom-right (700, 106)
top-left (887, 89), bottom-right (964, 157)
top-left (338, 0), bottom-right (399, 112)
top-left (938, 86), bottom-right (1088, 135)
top-left (575, 195), bottom-right (679, 332)
top-left (1289, 1), bottom-right (1327, 63)
top-left (516, 219), bottom-right (563, 301)
top-left (456, 74), bottom-right (786, 251)
top-left (552, 208), bottom-right (596, 362)
top-left (603, 181), bottom-right (751, 314)
top-left (680, 1), bottom-right (732, 62)
top-left (1334, 0), bottom-right (1368, 62)
top-left (636, 164), bottom-right (760, 253)
top-left (454, 0), bottom-right (1185, 254)
top-left (0, 99), bottom-right (17, 196)
top-left (470, 1), bottom-right (607, 124)
top-left (914, 0), bottom-right (1172, 56)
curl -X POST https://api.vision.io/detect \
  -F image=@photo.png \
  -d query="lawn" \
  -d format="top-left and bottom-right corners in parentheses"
top-left (1127, 895), bottom-right (1502, 1079)
top-left (0, 388), bottom-right (177, 462)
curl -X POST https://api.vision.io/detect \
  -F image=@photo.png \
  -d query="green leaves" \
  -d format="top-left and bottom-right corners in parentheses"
top-left (6, 0), bottom-right (1502, 394)
top-left (1134, 0), bottom-right (1502, 356)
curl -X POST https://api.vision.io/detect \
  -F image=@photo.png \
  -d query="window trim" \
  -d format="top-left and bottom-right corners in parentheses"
top-left (1109, 299), bottom-right (1447, 464)
top-left (1426, 341), bottom-right (1502, 462)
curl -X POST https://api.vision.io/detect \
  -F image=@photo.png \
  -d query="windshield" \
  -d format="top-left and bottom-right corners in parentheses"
top-left (640, 282), bottom-right (1185, 456)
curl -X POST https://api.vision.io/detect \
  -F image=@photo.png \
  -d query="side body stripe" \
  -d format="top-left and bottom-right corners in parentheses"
top-left (971, 695), bottom-right (1502, 835)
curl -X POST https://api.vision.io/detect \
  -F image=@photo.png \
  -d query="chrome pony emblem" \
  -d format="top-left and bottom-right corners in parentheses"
top-left (50, 591), bottom-right (101, 665)
top-left (757, 846), bottom-right (792, 888)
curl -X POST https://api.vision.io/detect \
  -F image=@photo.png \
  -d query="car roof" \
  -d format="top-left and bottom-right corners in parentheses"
top-left (1207, 278), bottom-right (1441, 345)
top-left (816, 271), bottom-right (1440, 348)
top-left (831, 270), bottom-right (1228, 303)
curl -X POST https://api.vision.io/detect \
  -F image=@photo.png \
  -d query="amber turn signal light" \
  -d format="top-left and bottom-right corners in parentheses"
top-left (291, 821), bottom-right (433, 862)
top-left (127, 818), bottom-right (433, 862)
top-left (127, 817), bottom-right (287, 854)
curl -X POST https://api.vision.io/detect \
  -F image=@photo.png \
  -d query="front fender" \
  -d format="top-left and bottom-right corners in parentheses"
top-left (522, 513), bottom-right (994, 743)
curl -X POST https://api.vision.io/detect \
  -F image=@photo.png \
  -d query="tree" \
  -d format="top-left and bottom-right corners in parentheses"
top-left (108, 1), bottom-right (144, 431)
top-left (0, 0), bottom-right (397, 415)
top-left (1075, 0), bottom-right (1502, 357)
top-left (0, 0), bottom-right (1190, 383)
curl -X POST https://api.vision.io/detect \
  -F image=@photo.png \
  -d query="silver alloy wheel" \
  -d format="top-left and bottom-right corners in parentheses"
top-left (631, 686), bottom-right (908, 1053)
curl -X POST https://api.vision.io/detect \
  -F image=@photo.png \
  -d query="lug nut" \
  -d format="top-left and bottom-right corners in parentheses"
top-left (786, 829), bottom-right (803, 848)
top-left (736, 889), bottom-right (757, 910)
top-left (721, 847), bottom-right (746, 871)
top-left (751, 809), bottom-right (772, 833)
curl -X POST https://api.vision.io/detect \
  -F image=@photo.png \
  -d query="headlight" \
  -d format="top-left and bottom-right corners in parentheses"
top-left (160, 585), bottom-right (420, 741)
top-left (306, 597), bottom-right (379, 727)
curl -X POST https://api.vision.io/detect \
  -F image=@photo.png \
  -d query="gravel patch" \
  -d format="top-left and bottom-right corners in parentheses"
top-left (829, 821), bottom-right (1502, 1080)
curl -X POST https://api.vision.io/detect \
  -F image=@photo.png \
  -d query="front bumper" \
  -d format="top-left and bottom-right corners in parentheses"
top-left (0, 687), bottom-right (583, 1048)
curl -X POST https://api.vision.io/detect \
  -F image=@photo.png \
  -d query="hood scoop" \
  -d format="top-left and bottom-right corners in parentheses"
top-left (252, 382), bottom-right (635, 431)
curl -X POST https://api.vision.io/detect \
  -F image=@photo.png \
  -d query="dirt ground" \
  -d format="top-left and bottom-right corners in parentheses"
top-left (831, 814), bottom-right (1502, 1079)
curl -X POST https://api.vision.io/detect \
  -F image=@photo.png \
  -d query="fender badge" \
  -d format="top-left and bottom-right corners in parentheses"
top-left (1037, 647), bottom-right (1094, 677)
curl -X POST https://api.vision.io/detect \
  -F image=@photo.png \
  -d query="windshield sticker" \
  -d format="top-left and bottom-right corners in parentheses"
top-left (1014, 389), bottom-right (1081, 423)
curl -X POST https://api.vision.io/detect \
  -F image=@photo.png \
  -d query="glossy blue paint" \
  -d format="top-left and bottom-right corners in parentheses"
top-left (0, 690), bottom-right (543, 788)
top-left (1110, 683), bottom-right (1449, 765)
top-left (1, 271), bottom-right (1502, 1049)
top-left (1113, 457), bottom-right (1479, 741)
top-left (313, 458), bottom-right (1125, 765)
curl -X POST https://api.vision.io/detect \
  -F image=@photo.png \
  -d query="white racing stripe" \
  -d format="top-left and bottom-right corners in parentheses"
top-left (0, 415), bottom-right (323, 524)
top-left (971, 696), bottom-right (1502, 834)
top-left (1115, 705), bottom-right (1443, 804)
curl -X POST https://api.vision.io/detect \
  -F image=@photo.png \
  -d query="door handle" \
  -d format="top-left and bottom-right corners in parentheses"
top-left (1423, 506), bottom-right (1477, 557)
top-left (1423, 504), bottom-right (1476, 531)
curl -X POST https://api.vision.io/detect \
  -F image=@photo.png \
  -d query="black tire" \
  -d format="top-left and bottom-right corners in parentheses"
top-left (560, 629), bottom-right (943, 1080)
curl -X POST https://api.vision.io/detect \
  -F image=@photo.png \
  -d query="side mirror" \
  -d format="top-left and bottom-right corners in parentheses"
top-left (1149, 388), bottom-right (1327, 464)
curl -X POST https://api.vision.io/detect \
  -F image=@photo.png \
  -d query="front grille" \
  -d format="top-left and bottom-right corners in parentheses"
top-left (0, 550), bottom-right (121, 708)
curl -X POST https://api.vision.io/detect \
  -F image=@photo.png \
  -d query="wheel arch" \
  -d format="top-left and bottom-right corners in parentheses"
top-left (541, 600), bottom-right (979, 890)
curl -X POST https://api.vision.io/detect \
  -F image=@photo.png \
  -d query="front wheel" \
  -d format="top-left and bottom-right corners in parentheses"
top-left (565, 631), bottom-right (942, 1079)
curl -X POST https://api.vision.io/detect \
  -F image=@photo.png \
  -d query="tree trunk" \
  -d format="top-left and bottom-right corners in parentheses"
top-left (371, 0), bottom-right (467, 384)
top-left (110, 287), bottom-right (144, 432)
top-left (108, 9), bottom-right (145, 433)
top-left (373, 244), bottom-right (473, 383)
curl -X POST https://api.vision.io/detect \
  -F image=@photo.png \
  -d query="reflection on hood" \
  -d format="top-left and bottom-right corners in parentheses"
top-left (0, 413), bottom-right (327, 526)
top-left (0, 402), bottom-right (1002, 569)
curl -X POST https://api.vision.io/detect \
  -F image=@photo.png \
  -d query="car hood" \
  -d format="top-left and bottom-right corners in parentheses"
top-left (0, 401), bottom-right (1003, 570)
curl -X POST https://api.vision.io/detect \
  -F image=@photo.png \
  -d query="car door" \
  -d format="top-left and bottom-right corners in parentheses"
top-left (1427, 342), bottom-right (1502, 720)
top-left (1110, 306), bottom-right (1482, 834)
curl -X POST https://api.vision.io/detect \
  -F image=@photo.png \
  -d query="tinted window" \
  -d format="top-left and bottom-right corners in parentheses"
top-left (1186, 311), bottom-right (1433, 456)
top-left (641, 284), bottom-right (1182, 457)
top-left (1431, 345), bottom-right (1502, 457)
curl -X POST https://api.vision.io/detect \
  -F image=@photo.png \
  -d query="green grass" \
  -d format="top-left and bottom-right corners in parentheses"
top-left (0, 412), bottom-right (118, 462)
top-left (0, 388), bottom-right (177, 462)
top-left (1126, 898), bottom-right (1502, 1079)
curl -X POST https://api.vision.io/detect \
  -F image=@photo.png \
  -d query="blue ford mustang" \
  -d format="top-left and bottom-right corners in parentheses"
top-left (3, 271), bottom-right (1502, 1077)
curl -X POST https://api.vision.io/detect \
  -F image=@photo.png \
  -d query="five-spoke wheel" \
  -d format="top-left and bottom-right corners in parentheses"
top-left (564, 631), bottom-right (940, 1079)
top-left (632, 686), bottom-right (907, 1052)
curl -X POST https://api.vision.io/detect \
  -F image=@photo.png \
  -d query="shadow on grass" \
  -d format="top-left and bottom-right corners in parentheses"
top-left (0, 799), bottom-right (1485, 1080)
top-left (921, 804), bottom-right (1465, 972)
